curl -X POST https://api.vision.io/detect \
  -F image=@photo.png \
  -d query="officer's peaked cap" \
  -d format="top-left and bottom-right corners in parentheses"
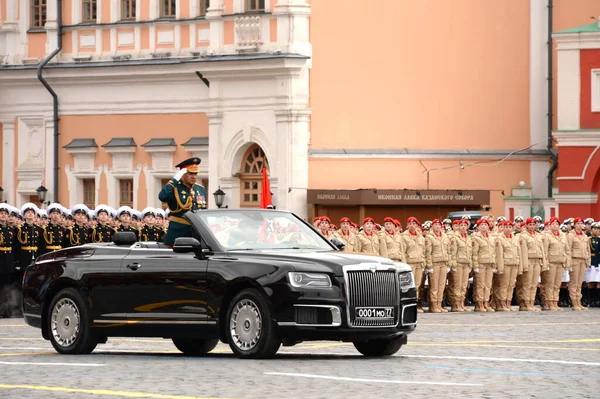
top-left (21, 202), bottom-right (39, 215)
top-left (117, 206), bottom-right (132, 217)
top-left (71, 204), bottom-right (89, 217)
top-left (47, 203), bottom-right (62, 214)
top-left (175, 157), bottom-right (201, 173)
top-left (95, 204), bottom-right (111, 218)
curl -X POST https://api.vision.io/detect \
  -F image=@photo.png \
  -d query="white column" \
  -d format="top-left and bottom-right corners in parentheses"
top-left (44, 118), bottom-right (55, 202)
top-left (207, 111), bottom-right (223, 209)
top-left (45, 0), bottom-right (58, 54)
top-left (529, 0), bottom-right (548, 149)
top-left (206, 0), bottom-right (224, 50)
top-left (97, 0), bottom-right (103, 23)
top-left (1, 120), bottom-right (16, 204)
top-left (110, 0), bottom-right (120, 22)
top-left (272, 0), bottom-right (311, 56)
top-left (72, 0), bottom-right (82, 24)
top-left (190, 0), bottom-right (200, 18)
top-left (136, 0), bottom-right (142, 21)
top-left (2, 0), bottom-right (20, 64)
top-left (556, 48), bottom-right (581, 130)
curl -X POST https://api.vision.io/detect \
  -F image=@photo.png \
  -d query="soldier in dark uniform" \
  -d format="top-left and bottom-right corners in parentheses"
top-left (140, 207), bottom-right (164, 241)
top-left (158, 157), bottom-right (207, 245)
top-left (116, 206), bottom-right (140, 241)
top-left (40, 203), bottom-right (66, 255)
top-left (0, 204), bottom-right (16, 318)
top-left (14, 203), bottom-right (43, 312)
top-left (586, 222), bottom-right (600, 307)
top-left (584, 218), bottom-right (594, 237)
top-left (64, 204), bottom-right (90, 248)
top-left (89, 204), bottom-right (116, 243)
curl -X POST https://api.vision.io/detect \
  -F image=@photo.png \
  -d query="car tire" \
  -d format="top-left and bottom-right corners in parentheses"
top-left (172, 338), bottom-right (219, 356)
top-left (47, 288), bottom-right (97, 355)
top-left (225, 289), bottom-right (281, 359)
top-left (353, 336), bottom-right (404, 357)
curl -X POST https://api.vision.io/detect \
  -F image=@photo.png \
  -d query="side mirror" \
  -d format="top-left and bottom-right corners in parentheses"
top-left (173, 237), bottom-right (201, 253)
top-left (330, 237), bottom-right (345, 251)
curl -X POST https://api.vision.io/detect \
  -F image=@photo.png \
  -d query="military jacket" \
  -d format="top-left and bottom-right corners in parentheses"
top-left (591, 236), bottom-right (600, 266)
top-left (89, 224), bottom-right (115, 243)
top-left (355, 231), bottom-right (387, 257)
top-left (424, 232), bottom-right (452, 269)
top-left (140, 225), bottom-right (165, 242)
top-left (118, 225), bottom-right (140, 241)
top-left (519, 231), bottom-right (548, 272)
top-left (543, 231), bottom-right (571, 268)
top-left (337, 230), bottom-right (358, 253)
top-left (65, 224), bottom-right (90, 247)
top-left (401, 231), bottom-right (425, 265)
top-left (450, 233), bottom-right (473, 268)
top-left (0, 223), bottom-right (16, 275)
top-left (568, 231), bottom-right (591, 262)
top-left (15, 222), bottom-right (43, 270)
top-left (158, 179), bottom-right (207, 245)
top-left (497, 233), bottom-right (522, 274)
top-left (381, 231), bottom-right (404, 262)
top-left (471, 232), bottom-right (503, 271)
top-left (41, 223), bottom-right (66, 254)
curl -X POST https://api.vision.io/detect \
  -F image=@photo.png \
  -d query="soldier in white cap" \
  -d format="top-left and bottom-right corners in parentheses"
top-left (64, 204), bottom-right (90, 247)
top-left (40, 203), bottom-right (66, 255)
top-left (117, 206), bottom-right (140, 241)
top-left (140, 207), bottom-right (164, 242)
top-left (90, 204), bottom-right (116, 243)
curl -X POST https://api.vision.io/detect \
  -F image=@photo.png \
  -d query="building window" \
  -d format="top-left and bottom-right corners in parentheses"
top-left (121, 0), bottom-right (136, 20)
top-left (161, 0), bottom-right (176, 18)
top-left (119, 179), bottom-right (134, 207)
top-left (83, 179), bottom-right (95, 209)
top-left (30, 0), bottom-right (47, 28)
top-left (200, 0), bottom-right (210, 16)
top-left (82, 0), bottom-right (97, 22)
top-left (246, 0), bottom-right (265, 11)
top-left (240, 144), bottom-right (269, 208)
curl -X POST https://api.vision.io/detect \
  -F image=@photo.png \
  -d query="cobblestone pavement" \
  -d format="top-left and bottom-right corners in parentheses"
top-left (1, 310), bottom-right (599, 398)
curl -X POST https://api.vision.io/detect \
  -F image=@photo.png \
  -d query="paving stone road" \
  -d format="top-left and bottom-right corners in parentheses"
top-left (1, 310), bottom-right (599, 398)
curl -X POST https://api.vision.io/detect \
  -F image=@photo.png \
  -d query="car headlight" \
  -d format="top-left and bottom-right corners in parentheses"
top-left (288, 272), bottom-right (332, 288)
top-left (399, 271), bottom-right (415, 288)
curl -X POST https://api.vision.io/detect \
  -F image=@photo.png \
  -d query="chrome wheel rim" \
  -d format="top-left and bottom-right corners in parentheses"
top-left (230, 299), bottom-right (262, 351)
top-left (51, 298), bottom-right (81, 348)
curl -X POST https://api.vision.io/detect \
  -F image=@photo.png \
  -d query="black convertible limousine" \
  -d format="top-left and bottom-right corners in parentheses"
top-left (22, 209), bottom-right (417, 358)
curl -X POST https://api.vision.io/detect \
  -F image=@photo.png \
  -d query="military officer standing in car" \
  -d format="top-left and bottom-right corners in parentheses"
top-left (401, 217), bottom-right (426, 312)
top-left (159, 157), bottom-right (207, 246)
top-left (40, 203), bottom-right (66, 255)
top-left (567, 218), bottom-right (591, 310)
top-left (425, 219), bottom-right (452, 313)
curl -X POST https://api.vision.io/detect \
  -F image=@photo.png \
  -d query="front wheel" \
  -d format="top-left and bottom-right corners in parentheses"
top-left (353, 336), bottom-right (404, 357)
top-left (172, 338), bottom-right (219, 356)
top-left (225, 289), bottom-right (281, 359)
top-left (47, 288), bottom-right (97, 355)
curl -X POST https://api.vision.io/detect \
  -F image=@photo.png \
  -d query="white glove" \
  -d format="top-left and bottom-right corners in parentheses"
top-left (173, 168), bottom-right (188, 181)
top-left (473, 268), bottom-right (480, 274)
top-left (425, 268), bottom-right (433, 275)
top-left (446, 267), bottom-right (451, 273)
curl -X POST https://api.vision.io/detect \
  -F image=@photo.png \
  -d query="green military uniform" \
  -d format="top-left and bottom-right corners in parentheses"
top-left (158, 157), bottom-right (207, 245)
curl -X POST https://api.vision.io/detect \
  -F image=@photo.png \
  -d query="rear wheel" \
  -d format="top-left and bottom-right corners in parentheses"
top-left (172, 338), bottom-right (219, 356)
top-left (47, 288), bottom-right (97, 355)
top-left (353, 336), bottom-right (404, 357)
top-left (225, 289), bottom-right (281, 359)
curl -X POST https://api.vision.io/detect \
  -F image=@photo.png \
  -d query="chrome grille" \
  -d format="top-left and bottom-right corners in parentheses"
top-left (346, 269), bottom-right (399, 327)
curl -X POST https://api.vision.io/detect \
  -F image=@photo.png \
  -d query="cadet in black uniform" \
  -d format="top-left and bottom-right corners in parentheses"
top-left (117, 206), bottom-right (140, 241)
top-left (40, 203), bottom-right (66, 255)
top-left (64, 204), bottom-right (90, 247)
top-left (140, 207), bottom-right (164, 242)
top-left (587, 222), bottom-right (600, 307)
top-left (14, 203), bottom-right (43, 314)
top-left (0, 204), bottom-right (16, 317)
top-left (89, 204), bottom-right (116, 243)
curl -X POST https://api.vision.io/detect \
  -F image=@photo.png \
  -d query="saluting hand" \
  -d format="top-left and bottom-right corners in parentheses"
top-left (173, 168), bottom-right (188, 181)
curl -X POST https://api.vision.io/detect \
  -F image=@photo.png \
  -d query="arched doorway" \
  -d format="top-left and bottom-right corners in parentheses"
top-left (240, 144), bottom-right (269, 208)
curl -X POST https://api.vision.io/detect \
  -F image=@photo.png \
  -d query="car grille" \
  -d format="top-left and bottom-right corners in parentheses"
top-left (346, 270), bottom-right (399, 327)
top-left (294, 307), bottom-right (333, 325)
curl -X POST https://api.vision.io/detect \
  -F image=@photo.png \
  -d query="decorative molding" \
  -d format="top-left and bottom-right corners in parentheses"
top-left (223, 126), bottom-right (273, 178)
top-left (118, 31), bottom-right (135, 47)
top-left (80, 34), bottom-right (96, 48)
top-left (158, 30), bottom-right (174, 45)
top-left (553, 131), bottom-right (600, 147)
top-left (593, 69), bottom-right (600, 113)
top-left (142, 164), bottom-right (177, 208)
top-left (104, 164), bottom-right (142, 209)
top-left (235, 16), bottom-right (263, 48)
top-left (64, 165), bottom-right (103, 208)
top-left (555, 146), bottom-right (599, 181)
top-left (553, 192), bottom-right (598, 204)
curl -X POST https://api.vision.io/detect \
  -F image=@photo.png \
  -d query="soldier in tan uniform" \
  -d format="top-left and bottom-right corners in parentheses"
top-left (518, 217), bottom-right (548, 311)
top-left (471, 218), bottom-right (503, 312)
top-left (543, 217), bottom-right (571, 311)
top-left (337, 217), bottom-right (358, 253)
top-left (495, 221), bottom-right (522, 311)
top-left (355, 217), bottom-right (387, 257)
top-left (317, 217), bottom-right (339, 241)
top-left (425, 219), bottom-right (452, 313)
top-left (401, 217), bottom-right (426, 312)
top-left (567, 218), bottom-right (591, 310)
top-left (381, 217), bottom-right (405, 263)
top-left (448, 219), bottom-right (472, 312)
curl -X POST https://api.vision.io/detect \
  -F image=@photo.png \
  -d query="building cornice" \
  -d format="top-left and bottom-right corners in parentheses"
top-left (553, 131), bottom-right (600, 146)
top-left (553, 192), bottom-right (598, 204)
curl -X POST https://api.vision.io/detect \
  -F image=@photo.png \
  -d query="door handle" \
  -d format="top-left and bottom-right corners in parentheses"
top-left (127, 263), bottom-right (141, 270)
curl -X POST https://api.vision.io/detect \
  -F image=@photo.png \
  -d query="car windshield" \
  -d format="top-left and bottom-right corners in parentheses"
top-left (193, 210), bottom-right (333, 251)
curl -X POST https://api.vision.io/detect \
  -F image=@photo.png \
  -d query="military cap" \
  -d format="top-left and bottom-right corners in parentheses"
top-left (175, 157), bottom-right (201, 174)
top-left (340, 217), bottom-right (352, 224)
top-left (560, 225), bottom-right (568, 233)
top-left (591, 222), bottom-right (600, 229)
top-left (0, 204), bottom-right (10, 214)
top-left (71, 204), bottom-right (88, 217)
top-left (497, 216), bottom-right (507, 222)
top-left (584, 218), bottom-right (594, 224)
top-left (47, 203), bottom-right (62, 214)
top-left (117, 206), bottom-right (132, 217)
top-left (95, 204), bottom-right (111, 218)
top-left (141, 207), bottom-right (156, 218)
top-left (514, 216), bottom-right (524, 223)
top-left (39, 209), bottom-right (48, 219)
top-left (533, 215), bottom-right (543, 223)
top-left (154, 208), bottom-right (165, 219)
top-left (564, 217), bottom-right (574, 224)
top-left (442, 218), bottom-right (452, 225)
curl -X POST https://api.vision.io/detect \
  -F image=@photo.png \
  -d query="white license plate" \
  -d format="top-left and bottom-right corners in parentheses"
top-left (355, 307), bottom-right (394, 319)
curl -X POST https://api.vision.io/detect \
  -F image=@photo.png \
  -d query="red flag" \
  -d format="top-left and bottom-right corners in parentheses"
top-left (260, 167), bottom-right (272, 209)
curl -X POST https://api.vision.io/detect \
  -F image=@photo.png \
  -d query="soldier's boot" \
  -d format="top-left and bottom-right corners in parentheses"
top-left (428, 301), bottom-right (441, 313)
top-left (571, 299), bottom-right (582, 311)
top-left (474, 302), bottom-right (486, 312)
top-left (506, 300), bottom-right (515, 311)
top-left (580, 299), bottom-right (589, 311)
top-left (496, 300), bottom-right (507, 311)
top-left (552, 300), bottom-right (563, 311)
top-left (450, 300), bottom-right (461, 312)
top-left (519, 300), bottom-right (529, 311)
top-left (541, 300), bottom-right (552, 311)
top-left (483, 301), bottom-right (495, 312)
top-left (529, 300), bottom-right (540, 311)
top-left (438, 301), bottom-right (448, 312)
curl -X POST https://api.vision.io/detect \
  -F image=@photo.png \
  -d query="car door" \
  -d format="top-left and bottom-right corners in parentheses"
top-left (120, 245), bottom-right (211, 325)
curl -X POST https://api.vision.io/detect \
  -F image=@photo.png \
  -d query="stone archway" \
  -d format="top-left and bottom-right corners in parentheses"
top-left (239, 144), bottom-right (269, 208)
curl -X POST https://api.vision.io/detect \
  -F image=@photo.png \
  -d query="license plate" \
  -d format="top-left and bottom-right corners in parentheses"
top-left (355, 307), bottom-right (394, 319)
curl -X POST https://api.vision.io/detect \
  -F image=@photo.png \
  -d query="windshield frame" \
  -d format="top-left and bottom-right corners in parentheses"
top-left (188, 209), bottom-right (338, 253)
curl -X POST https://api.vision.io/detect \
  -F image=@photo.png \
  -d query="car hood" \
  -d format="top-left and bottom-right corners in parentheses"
top-left (227, 250), bottom-right (413, 276)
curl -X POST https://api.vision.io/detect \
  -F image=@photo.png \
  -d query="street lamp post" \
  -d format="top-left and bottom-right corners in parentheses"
top-left (0, 186), bottom-right (4, 203)
top-left (36, 185), bottom-right (50, 208)
top-left (212, 186), bottom-right (228, 209)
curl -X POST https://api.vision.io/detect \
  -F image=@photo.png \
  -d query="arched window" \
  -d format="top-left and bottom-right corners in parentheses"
top-left (240, 144), bottom-right (269, 208)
